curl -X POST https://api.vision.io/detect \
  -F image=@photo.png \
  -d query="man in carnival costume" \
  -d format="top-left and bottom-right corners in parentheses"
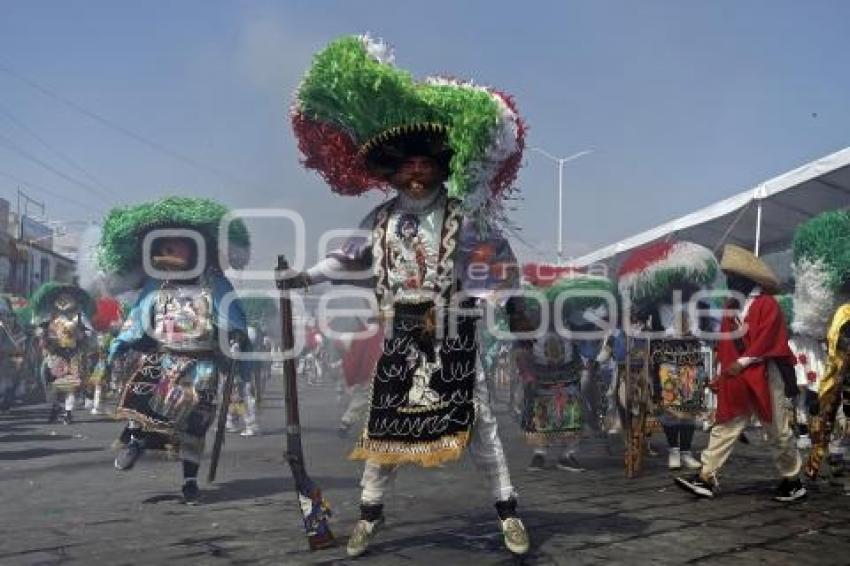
top-left (617, 241), bottom-right (718, 471)
top-left (676, 244), bottom-right (805, 501)
top-left (31, 281), bottom-right (94, 424)
top-left (103, 196), bottom-right (252, 504)
top-left (288, 35), bottom-right (529, 557)
top-left (791, 211), bottom-right (850, 482)
top-left (516, 268), bottom-right (616, 472)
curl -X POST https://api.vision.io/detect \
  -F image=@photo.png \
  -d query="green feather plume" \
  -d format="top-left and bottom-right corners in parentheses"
top-left (792, 209), bottom-right (850, 292)
top-left (98, 196), bottom-right (250, 275)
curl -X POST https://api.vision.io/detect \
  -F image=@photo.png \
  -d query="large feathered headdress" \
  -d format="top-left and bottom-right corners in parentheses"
top-left (791, 210), bottom-right (850, 337)
top-left (291, 35), bottom-right (525, 222)
top-left (617, 241), bottom-right (718, 309)
top-left (97, 196), bottom-right (250, 277)
top-left (31, 282), bottom-right (94, 319)
top-left (520, 264), bottom-right (616, 328)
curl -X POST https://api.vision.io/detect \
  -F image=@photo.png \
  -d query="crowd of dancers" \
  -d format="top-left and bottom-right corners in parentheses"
top-left (3, 34), bottom-right (850, 560)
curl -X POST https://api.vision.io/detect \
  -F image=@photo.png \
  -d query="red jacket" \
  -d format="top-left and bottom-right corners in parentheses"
top-left (715, 293), bottom-right (795, 424)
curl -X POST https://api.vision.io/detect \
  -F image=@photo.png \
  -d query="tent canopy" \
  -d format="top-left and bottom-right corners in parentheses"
top-left (570, 146), bottom-right (850, 273)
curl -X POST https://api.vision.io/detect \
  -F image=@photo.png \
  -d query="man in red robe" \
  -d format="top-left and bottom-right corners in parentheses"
top-left (675, 245), bottom-right (805, 501)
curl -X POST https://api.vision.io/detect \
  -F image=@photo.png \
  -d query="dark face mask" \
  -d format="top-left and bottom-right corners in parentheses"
top-left (725, 273), bottom-right (755, 296)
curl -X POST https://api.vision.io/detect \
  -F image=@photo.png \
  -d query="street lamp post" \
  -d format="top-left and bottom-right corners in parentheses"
top-left (529, 147), bottom-right (593, 264)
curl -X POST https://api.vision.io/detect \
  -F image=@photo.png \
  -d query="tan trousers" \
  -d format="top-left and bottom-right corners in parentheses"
top-left (700, 361), bottom-right (801, 479)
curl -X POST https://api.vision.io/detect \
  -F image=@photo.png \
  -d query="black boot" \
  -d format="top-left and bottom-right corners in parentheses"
top-left (182, 461), bottom-right (201, 505)
top-left (495, 497), bottom-right (518, 520)
top-left (182, 479), bottom-right (201, 505)
top-left (360, 503), bottom-right (384, 522)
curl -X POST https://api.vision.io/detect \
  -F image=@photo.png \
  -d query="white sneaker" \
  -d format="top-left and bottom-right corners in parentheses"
top-left (797, 435), bottom-right (812, 450)
top-left (680, 451), bottom-right (701, 469)
top-left (240, 427), bottom-right (260, 437)
top-left (556, 453), bottom-right (586, 472)
top-left (500, 517), bottom-right (530, 555)
top-left (346, 518), bottom-right (383, 558)
top-left (90, 407), bottom-right (103, 416)
top-left (668, 447), bottom-right (682, 470)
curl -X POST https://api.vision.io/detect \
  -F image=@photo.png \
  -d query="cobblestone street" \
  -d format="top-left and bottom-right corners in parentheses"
top-left (2, 376), bottom-right (850, 565)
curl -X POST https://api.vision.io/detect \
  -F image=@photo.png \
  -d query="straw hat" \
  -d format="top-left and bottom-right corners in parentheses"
top-left (720, 244), bottom-right (779, 291)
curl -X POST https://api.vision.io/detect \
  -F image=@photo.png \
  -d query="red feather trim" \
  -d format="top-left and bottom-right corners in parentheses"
top-left (291, 112), bottom-right (385, 196)
top-left (617, 241), bottom-right (677, 278)
top-left (489, 90), bottom-right (526, 199)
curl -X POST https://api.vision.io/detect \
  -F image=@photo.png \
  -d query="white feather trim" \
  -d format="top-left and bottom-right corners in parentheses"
top-left (791, 257), bottom-right (837, 338)
top-left (424, 76), bottom-right (521, 224)
top-left (359, 34), bottom-right (395, 65)
top-left (617, 242), bottom-right (717, 301)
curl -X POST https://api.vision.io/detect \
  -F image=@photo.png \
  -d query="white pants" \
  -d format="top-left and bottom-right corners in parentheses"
top-left (701, 362), bottom-right (802, 479)
top-left (360, 369), bottom-right (515, 505)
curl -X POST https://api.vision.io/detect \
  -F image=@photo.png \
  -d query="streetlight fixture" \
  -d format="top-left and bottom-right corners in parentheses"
top-left (529, 146), bottom-right (594, 264)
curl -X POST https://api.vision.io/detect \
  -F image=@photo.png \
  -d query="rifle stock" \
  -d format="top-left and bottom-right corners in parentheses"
top-left (276, 255), bottom-right (335, 551)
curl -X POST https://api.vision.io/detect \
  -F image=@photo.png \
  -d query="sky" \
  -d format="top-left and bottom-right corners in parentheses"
top-left (1, 0), bottom-right (849, 275)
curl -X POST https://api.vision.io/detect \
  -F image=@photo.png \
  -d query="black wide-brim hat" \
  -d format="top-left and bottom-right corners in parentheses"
top-left (362, 123), bottom-right (453, 179)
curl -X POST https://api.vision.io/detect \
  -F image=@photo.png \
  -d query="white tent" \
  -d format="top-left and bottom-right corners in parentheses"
top-left (570, 146), bottom-right (850, 275)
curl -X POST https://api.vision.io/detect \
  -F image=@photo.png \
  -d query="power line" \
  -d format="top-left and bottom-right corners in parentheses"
top-left (0, 99), bottom-right (112, 195)
top-left (0, 132), bottom-right (116, 204)
top-left (0, 168), bottom-right (103, 214)
top-left (0, 60), bottom-right (251, 189)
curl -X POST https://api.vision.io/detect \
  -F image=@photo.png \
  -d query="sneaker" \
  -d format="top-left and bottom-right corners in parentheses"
top-left (226, 420), bottom-right (240, 434)
top-left (774, 477), bottom-right (807, 502)
top-left (346, 517), bottom-right (384, 558)
top-left (680, 451), bottom-right (702, 470)
top-left (61, 411), bottom-right (73, 425)
top-left (240, 427), bottom-right (260, 437)
top-left (114, 439), bottom-right (144, 471)
top-left (182, 480), bottom-right (201, 505)
top-left (675, 473), bottom-right (719, 499)
top-left (527, 453), bottom-right (546, 471)
top-left (668, 447), bottom-right (682, 470)
top-left (90, 407), bottom-right (104, 416)
top-left (500, 517), bottom-right (530, 555)
top-left (556, 453), bottom-right (585, 472)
